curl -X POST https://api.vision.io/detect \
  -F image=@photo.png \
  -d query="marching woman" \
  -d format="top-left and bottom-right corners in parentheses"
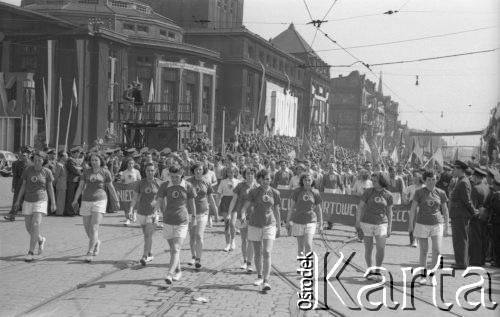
top-left (409, 171), bottom-right (449, 285)
top-left (217, 167), bottom-right (241, 251)
top-left (355, 172), bottom-right (393, 281)
top-left (73, 153), bottom-right (120, 262)
top-left (286, 173), bottom-right (323, 256)
top-left (14, 151), bottom-right (56, 261)
top-left (228, 167), bottom-right (259, 272)
top-left (186, 162), bottom-right (218, 268)
top-left (129, 163), bottom-right (161, 266)
top-left (241, 169), bottom-right (281, 291)
top-left (155, 166), bottom-right (196, 284)
top-left (121, 158), bottom-right (141, 226)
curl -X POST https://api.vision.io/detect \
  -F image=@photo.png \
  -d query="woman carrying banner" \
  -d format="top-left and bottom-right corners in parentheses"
top-left (155, 166), bottom-right (196, 284)
top-left (241, 169), bottom-right (281, 291)
top-left (409, 171), bottom-right (449, 285)
top-left (286, 173), bottom-right (323, 256)
top-left (186, 162), bottom-right (218, 268)
top-left (73, 153), bottom-right (120, 262)
top-left (217, 166), bottom-right (241, 251)
top-left (121, 158), bottom-right (141, 226)
top-left (228, 167), bottom-right (259, 272)
top-left (14, 151), bottom-right (56, 261)
top-left (129, 163), bottom-right (161, 266)
top-left (355, 172), bottom-right (393, 281)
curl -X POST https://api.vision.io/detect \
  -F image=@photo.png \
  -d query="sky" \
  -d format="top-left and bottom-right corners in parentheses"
top-left (2, 0), bottom-right (498, 146)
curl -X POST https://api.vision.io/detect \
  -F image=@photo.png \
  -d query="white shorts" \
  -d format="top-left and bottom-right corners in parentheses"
top-left (163, 224), bottom-right (188, 240)
top-left (80, 200), bottom-right (107, 216)
top-left (360, 222), bottom-right (388, 237)
top-left (291, 222), bottom-right (317, 237)
top-left (22, 201), bottom-right (48, 215)
top-left (189, 213), bottom-right (209, 228)
top-left (237, 219), bottom-right (248, 229)
top-left (414, 223), bottom-right (443, 238)
top-left (248, 225), bottom-right (276, 241)
top-left (137, 213), bottom-right (156, 226)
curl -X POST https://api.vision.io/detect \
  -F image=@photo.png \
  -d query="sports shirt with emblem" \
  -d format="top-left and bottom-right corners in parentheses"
top-left (82, 168), bottom-right (113, 201)
top-left (134, 178), bottom-right (162, 215)
top-left (157, 180), bottom-right (196, 225)
top-left (187, 177), bottom-right (213, 215)
top-left (247, 186), bottom-right (281, 228)
top-left (21, 166), bottom-right (54, 202)
top-left (291, 187), bottom-right (322, 224)
top-left (360, 188), bottom-right (394, 225)
top-left (413, 187), bottom-right (448, 225)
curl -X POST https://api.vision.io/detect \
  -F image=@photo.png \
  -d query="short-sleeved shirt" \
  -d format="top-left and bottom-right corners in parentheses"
top-left (233, 181), bottom-right (259, 215)
top-left (413, 187), bottom-right (448, 225)
top-left (22, 166), bottom-right (54, 202)
top-left (291, 187), bottom-right (322, 224)
top-left (187, 177), bottom-right (213, 215)
top-left (134, 178), bottom-right (162, 215)
top-left (361, 188), bottom-right (393, 225)
top-left (82, 168), bottom-right (113, 202)
top-left (122, 168), bottom-right (141, 184)
top-left (248, 186), bottom-right (281, 228)
top-left (218, 178), bottom-right (240, 197)
top-left (157, 180), bottom-right (196, 225)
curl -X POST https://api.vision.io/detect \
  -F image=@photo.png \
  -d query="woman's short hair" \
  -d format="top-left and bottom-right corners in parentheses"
top-left (242, 166), bottom-right (257, 179)
top-left (124, 157), bottom-right (135, 167)
top-left (144, 162), bottom-right (156, 170)
top-left (299, 173), bottom-right (316, 188)
top-left (190, 161), bottom-right (208, 175)
top-left (169, 166), bottom-right (184, 176)
top-left (372, 171), bottom-right (390, 188)
top-left (222, 166), bottom-right (239, 179)
top-left (89, 153), bottom-right (106, 167)
top-left (256, 169), bottom-right (271, 180)
top-left (422, 171), bottom-right (435, 182)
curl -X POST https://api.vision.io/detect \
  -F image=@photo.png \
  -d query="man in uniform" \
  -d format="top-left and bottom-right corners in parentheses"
top-left (54, 151), bottom-right (68, 216)
top-left (488, 174), bottom-right (500, 267)
top-left (4, 147), bottom-right (31, 221)
top-left (436, 164), bottom-right (453, 196)
top-left (468, 167), bottom-right (490, 266)
top-left (64, 146), bottom-right (83, 216)
top-left (449, 160), bottom-right (479, 269)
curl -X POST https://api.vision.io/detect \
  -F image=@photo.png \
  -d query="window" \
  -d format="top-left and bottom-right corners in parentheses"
top-left (168, 32), bottom-right (176, 39)
top-left (79, 0), bottom-right (98, 4)
top-left (123, 23), bottom-right (134, 31)
top-left (137, 25), bottom-right (148, 33)
top-left (272, 57), bottom-right (277, 69)
top-left (247, 45), bottom-right (254, 59)
top-left (259, 51), bottom-right (264, 62)
top-left (279, 61), bottom-right (283, 71)
top-left (160, 29), bottom-right (167, 37)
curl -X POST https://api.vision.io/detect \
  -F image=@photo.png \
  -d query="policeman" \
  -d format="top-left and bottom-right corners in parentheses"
top-left (64, 146), bottom-right (83, 216)
top-left (468, 167), bottom-right (490, 266)
top-left (4, 147), bottom-right (32, 221)
top-left (449, 160), bottom-right (479, 269)
top-left (487, 174), bottom-right (500, 267)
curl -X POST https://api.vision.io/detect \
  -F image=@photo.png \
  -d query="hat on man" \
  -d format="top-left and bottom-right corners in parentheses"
top-left (104, 148), bottom-right (115, 155)
top-left (70, 145), bottom-right (82, 153)
top-left (89, 146), bottom-right (99, 153)
top-left (34, 150), bottom-right (47, 159)
top-left (133, 152), bottom-right (141, 158)
top-left (473, 167), bottom-right (487, 177)
top-left (161, 147), bottom-right (172, 155)
top-left (46, 148), bottom-right (55, 155)
top-left (126, 147), bottom-right (136, 154)
top-left (487, 167), bottom-right (499, 178)
top-left (139, 147), bottom-right (149, 154)
top-left (452, 160), bottom-right (468, 170)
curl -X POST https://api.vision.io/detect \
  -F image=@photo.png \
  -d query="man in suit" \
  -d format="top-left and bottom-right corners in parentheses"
top-left (449, 160), bottom-right (479, 269)
top-left (468, 168), bottom-right (490, 266)
top-left (64, 146), bottom-right (83, 216)
top-left (4, 147), bottom-right (32, 221)
top-left (54, 151), bottom-right (68, 216)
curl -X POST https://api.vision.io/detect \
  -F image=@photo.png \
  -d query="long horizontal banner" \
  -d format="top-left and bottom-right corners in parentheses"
top-left (279, 190), bottom-right (410, 232)
top-left (113, 183), bottom-right (410, 232)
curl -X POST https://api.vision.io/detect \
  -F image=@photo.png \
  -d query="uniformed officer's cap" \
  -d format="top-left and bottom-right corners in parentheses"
top-left (89, 146), bottom-right (99, 153)
top-left (46, 148), bottom-right (55, 155)
top-left (105, 148), bottom-right (114, 155)
top-left (161, 147), bottom-right (172, 155)
top-left (133, 152), bottom-right (141, 158)
top-left (487, 167), bottom-right (499, 178)
top-left (473, 167), bottom-right (487, 177)
top-left (70, 146), bottom-right (82, 153)
top-left (126, 147), bottom-right (136, 154)
top-left (452, 160), bottom-right (468, 170)
top-left (34, 150), bottom-right (47, 159)
top-left (139, 147), bottom-right (149, 154)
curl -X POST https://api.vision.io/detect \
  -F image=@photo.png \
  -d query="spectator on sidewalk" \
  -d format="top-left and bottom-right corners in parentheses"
top-left (53, 151), bottom-right (68, 216)
top-left (5, 148), bottom-right (31, 221)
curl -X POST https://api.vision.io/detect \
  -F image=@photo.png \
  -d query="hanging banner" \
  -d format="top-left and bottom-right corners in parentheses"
top-left (113, 182), bottom-right (136, 211)
top-left (279, 190), bottom-right (411, 232)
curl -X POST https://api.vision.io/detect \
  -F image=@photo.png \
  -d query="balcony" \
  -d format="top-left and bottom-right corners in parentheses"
top-left (109, 102), bottom-right (192, 127)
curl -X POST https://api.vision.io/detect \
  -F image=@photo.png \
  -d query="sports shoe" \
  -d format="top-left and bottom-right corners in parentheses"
top-left (140, 256), bottom-right (147, 266)
top-left (246, 265), bottom-right (254, 273)
top-left (188, 258), bottom-right (196, 266)
top-left (253, 278), bottom-right (264, 286)
top-left (130, 213), bottom-right (137, 223)
top-left (84, 252), bottom-right (93, 263)
top-left (124, 219), bottom-right (130, 226)
top-left (93, 240), bottom-right (101, 256)
top-left (164, 274), bottom-right (173, 285)
top-left (172, 270), bottom-right (182, 281)
top-left (240, 262), bottom-right (248, 270)
top-left (25, 252), bottom-right (34, 262)
top-left (145, 254), bottom-right (154, 262)
top-left (38, 237), bottom-right (46, 255)
top-left (4, 215), bottom-right (15, 221)
top-left (223, 245), bottom-right (231, 252)
top-left (262, 282), bottom-right (271, 291)
top-left (411, 241), bottom-right (418, 248)
top-left (195, 259), bottom-right (201, 269)
top-left (230, 241), bottom-right (236, 251)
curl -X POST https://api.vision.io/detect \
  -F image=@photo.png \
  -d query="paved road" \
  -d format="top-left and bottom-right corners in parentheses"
top-left (0, 175), bottom-right (499, 317)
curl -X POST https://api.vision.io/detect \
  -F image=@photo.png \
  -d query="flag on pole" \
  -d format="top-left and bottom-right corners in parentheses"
top-left (362, 136), bottom-right (371, 156)
top-left (43, 77), bottom-right (48, 143)
top-left (432, 147), bottom-right (444, 167)
top-left (72, 78), bottom-right (78, 108)
top-left (453, 148), bottom-right (459, 161)
top-left (299, 133), bottom-right (312, 160)
top-left (413, 137), bottom-right (424, 162)
top-left (148, 78), bottom-right (154, 102)
top-left (391, 146), bottom-right (399, 163)
top-left (59, 77), bottom-right (63, 109)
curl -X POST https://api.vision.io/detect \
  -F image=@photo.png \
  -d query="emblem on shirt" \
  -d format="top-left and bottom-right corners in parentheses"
top-left (172, 190), bottom-right (179, 198)
top-left (262, 194), bottom-right (271, 203)
top-left (145, 187), bottom-right (152, 194)
top-left (30, 176), bottom-right (38, 183)
top-left (427, 200), bottom-right (436, 207)
top-left (303, 193), bottom-right (312, 202)
top-left (194, 186), bottom-right (201, 194)
top-left (89, 174), bottom-right (98, 182)
top-left (228, 183), bottom-right (233, 190)
top-left (374, 197), bottom-right (385, 204)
